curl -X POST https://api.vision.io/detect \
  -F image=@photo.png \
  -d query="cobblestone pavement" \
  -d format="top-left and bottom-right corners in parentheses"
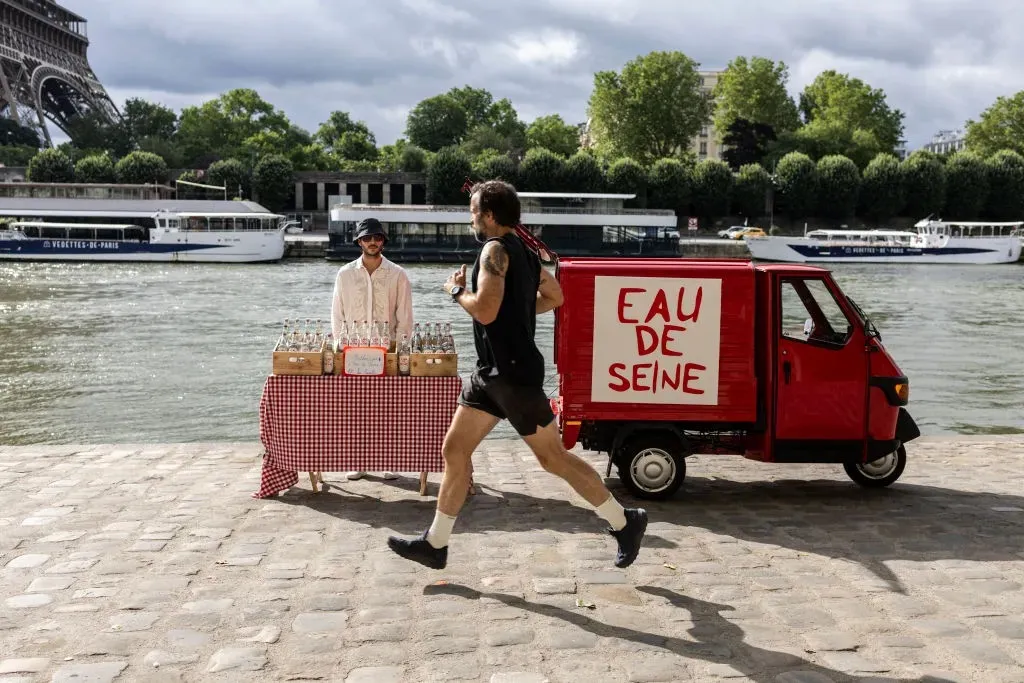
top-left (1, 437), bottom-right (1023, 682)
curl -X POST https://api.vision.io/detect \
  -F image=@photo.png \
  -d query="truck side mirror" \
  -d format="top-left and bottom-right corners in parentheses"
top-left (803, 318), bottom-right (813, 338)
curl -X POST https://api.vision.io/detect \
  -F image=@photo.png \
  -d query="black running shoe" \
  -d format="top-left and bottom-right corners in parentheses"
top-left (609, 508), bottom-right (647, 568)
top-left (386, 531), bottom-right (448, 569)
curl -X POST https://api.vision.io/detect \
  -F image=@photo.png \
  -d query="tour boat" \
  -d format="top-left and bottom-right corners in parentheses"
top-left (744, 225), bottom-right (1022, 265)
top-left (0, 199), bottom-right (290, 263)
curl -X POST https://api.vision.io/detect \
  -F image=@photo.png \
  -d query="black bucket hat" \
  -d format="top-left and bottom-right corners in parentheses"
top-left (353, 217), bottom-right (387, 244)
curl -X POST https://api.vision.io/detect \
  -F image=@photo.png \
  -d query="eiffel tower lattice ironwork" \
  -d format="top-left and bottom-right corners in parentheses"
top-left (0, 0), bottom-right (118, 147)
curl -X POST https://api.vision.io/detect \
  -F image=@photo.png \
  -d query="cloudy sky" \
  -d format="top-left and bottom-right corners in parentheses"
top-left (67, 0), bottom-right (1021, 150)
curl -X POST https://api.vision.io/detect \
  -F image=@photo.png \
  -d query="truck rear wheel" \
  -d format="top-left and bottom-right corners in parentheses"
top-left (615, 433), bottom-right (686, 501)
top-left (843, 445), bottom-right (907, 488)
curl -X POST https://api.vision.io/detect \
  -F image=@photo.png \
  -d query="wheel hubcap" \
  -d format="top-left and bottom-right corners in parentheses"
top-left (629, 448), bottom-right (676, 492)
top-left (857, 451), bottom-right (898, 479)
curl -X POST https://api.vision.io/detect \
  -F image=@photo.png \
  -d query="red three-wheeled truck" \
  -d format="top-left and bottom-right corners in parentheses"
top-left (551, 256), bottom-right (922, 501)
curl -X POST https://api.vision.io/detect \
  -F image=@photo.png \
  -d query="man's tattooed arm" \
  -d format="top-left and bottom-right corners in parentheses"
top-left (453, 240), bottom-right (507, 325)
top-left (480, 241), bottom-right (508, 278)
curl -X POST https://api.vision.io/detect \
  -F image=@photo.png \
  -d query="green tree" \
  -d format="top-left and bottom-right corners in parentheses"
top-left (586, 50), bottom-right (712, 163)
top-left (816, 155), bottom-right (861, 219)
top-left (253, 154), bottom-right (294, 211)
top-left (406, 94), bottom-right (468, 152)
top-left (518, 147), bottom-right (567, 191)
top-left (315, 110), bottom-right (378, 161)
top-left (426, 146), bottom-right (472, 204)
top-left (712, 56), bottom-right (800, 138)
top-left (115, 150), bottom-right (168, 184)
top-left (900, 151), bottom-right (946, 218)
top-left (769, 120), bottom-right (882, 169)
top-left (63, 110), bottom-right (132, 157)
top-left (799, 70), bottom-right (905, 151)
top-left (472, 152), bottom-right (518, 186)
top-left (857, 153), bottom-right (905, 222)
top-left (942, 150), bottom-right (988, 219)
top-left (563, 151), bottom-right (604, 193)
top-left (605, 157), bottom-right (648, 207)
top-left (121, 97), bottom-right (178, 143)
top-left (721, 119), bottom-right (777, 170)
top-left (27, 148), bottom-right (74, 182)
top-left (732, 163), bottom-right (771, 219)
top-left (207, 158), bottom-right (249, 198)
top-left (176, 88), bottom-right (294, 164)
top-left (0, 118), bottom-right (41, 147)
top-left (74, 153), bottom-right (116, 183)
top-left (965, 91), bottom-right (1024, 157)
top-left (984, 149), bottom-right (1024, 220)
top-left (646, 158), bottom-right (690, 213)
top-left (526, 114), bottom-right (580, 158)
top-left (775, 151), bottom-right (819, 219)
top-left (444, 86), bottom-right (526, 152)
top-left (690, 159), bottom-right (733, 221)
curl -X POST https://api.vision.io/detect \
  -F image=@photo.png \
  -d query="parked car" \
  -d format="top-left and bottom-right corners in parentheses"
top-left (718, 226), bottom-right (747, 239)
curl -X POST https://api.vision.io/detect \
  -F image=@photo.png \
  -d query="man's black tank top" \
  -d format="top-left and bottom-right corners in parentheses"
top-left (469, 231), bottom-right (545, 386)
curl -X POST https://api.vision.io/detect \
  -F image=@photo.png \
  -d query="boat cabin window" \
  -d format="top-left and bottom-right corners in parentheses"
top-left (779, 278), bottom-right (854, 347)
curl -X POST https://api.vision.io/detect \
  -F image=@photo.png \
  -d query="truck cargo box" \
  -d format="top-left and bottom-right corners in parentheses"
top-left (555, 257), bottom-right (759, 425)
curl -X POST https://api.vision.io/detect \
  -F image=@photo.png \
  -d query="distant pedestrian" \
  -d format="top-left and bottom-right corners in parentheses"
top-left (387, 180), bottom-right (647, 569)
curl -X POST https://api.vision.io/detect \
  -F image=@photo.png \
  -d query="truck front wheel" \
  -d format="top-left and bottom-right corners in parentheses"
top-left (843, 445), bottom-right (907, 488)
top-left (615, 433), bottom-right (686, 501)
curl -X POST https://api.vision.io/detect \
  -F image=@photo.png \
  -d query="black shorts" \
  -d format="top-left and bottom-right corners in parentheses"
top-left (458, 370), bottom-right (555, 436)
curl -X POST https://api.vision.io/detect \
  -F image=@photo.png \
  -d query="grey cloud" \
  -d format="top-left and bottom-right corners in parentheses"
top-left (63, 0), bottom-right (1024, 148)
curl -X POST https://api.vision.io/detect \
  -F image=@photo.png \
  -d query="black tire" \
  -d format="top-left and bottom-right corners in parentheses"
top-left (843, 444), bottom-right (907, 488)
top-left (614, 432), bottom-right (687, 501)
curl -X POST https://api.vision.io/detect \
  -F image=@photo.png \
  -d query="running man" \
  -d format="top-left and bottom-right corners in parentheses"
top-left (387, 179), bottom-right (647, 570)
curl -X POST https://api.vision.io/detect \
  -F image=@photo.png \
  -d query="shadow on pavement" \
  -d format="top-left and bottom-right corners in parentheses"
top-left (274, 469), bottom-right (1024, 593)
top-left (421, 582), bottom-right (957, 683)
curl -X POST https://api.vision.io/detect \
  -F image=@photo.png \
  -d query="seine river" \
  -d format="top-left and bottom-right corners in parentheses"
top-left (1, 259), bottom-right (1022, 445)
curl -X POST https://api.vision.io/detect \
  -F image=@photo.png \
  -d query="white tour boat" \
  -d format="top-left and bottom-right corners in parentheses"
top-left (744, 223), bottom-right (1022, 265)
top-left (0, 198), bottom-right (289, 263)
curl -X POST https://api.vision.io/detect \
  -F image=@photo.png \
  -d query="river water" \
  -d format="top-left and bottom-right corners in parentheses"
top-left (1, 259), bottom-right (1022, 445)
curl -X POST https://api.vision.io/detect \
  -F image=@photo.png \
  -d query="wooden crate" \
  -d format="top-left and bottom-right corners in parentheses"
top-left (272, 346), bottom-right (324, 376)
top-left (410, 352), bottom-right (458, 377)
top-left (385, 353), bottom-right (398, 376)
top-left (332, 351), bottom-right (344, 375)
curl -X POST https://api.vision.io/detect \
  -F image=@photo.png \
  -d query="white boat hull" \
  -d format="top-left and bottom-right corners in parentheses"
top-left (0, 230), bottom-right (286, 263)
top-left (744, 235), bottom-right (1022, 265)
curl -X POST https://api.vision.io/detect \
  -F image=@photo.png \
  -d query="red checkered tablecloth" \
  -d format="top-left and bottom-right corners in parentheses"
top-left (254, 374), bottom-right (463, 498)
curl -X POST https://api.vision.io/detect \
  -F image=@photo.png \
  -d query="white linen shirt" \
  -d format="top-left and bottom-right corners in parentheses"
top-left (331, 256), bottom-right (413, 345)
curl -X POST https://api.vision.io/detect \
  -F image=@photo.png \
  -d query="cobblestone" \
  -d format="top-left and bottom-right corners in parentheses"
top-left (1, 437), bottom-right (1024, 681)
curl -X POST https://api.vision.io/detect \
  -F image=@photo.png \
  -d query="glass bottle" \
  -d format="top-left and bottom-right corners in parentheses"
top-left (443, 322), bottom-right (455, 354)
top-left (322, 333), bottom-right (335, 374)
top-left (411, 323), bottom-right (423, 353)
top-left (398, 333), bottom-right (411, 376)
top-left (380, 322), bottom-right (391, 352)
top-left (369, 320), bottom-right (381, 348)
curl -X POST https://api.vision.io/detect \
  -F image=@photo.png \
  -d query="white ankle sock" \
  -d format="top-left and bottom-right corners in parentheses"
top-left (426, 510), bottom-right (457, 549)
top-left (595, 496), bottom-right (627, 531)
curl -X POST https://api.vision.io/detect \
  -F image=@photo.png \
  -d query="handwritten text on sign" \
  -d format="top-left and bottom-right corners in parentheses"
top-left (590, 276), bottom-right (721, 404)
top-left (343, 346), bottom-right (386, 376)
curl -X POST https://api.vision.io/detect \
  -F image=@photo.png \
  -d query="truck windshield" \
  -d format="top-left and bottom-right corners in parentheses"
top-left (847, 297), bottom-right (880, 339)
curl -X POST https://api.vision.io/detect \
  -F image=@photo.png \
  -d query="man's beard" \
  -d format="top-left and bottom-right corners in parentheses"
top-left (472, 228), bottom-right (486, 243)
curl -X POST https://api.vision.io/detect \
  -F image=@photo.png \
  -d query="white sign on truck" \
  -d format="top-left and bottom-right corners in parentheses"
top-left (590, 276), bottom-right (722, 404)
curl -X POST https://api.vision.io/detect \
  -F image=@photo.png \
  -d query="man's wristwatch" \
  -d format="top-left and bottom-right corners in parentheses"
top-left (449, 285), bottom-right (464, 302)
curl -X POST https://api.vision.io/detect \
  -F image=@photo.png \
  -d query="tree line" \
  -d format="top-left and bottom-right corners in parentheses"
top-left (4, 50), bottom-right (1024, 219)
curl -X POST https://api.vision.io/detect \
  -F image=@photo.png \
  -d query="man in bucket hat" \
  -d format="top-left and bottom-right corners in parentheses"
top-left (331, 217), bottom-right (414, 480)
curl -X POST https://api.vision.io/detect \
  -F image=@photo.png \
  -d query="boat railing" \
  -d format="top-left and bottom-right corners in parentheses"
top-left (333, 203), bottom-right (676, 217)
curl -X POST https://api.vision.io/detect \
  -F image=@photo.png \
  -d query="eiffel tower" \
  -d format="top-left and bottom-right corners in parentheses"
top-left (0, 0), bottom-right (118, 147)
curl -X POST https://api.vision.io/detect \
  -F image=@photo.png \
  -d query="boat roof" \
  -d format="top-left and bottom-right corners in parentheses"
top-left (807, 229), bottom-right (916, 236)
top-left (914, 218), bottom-right (1024, 227)
top-left (518, 192), bottom-right (636, 199)
top-left (0, 198), bottom-right (275, 216)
